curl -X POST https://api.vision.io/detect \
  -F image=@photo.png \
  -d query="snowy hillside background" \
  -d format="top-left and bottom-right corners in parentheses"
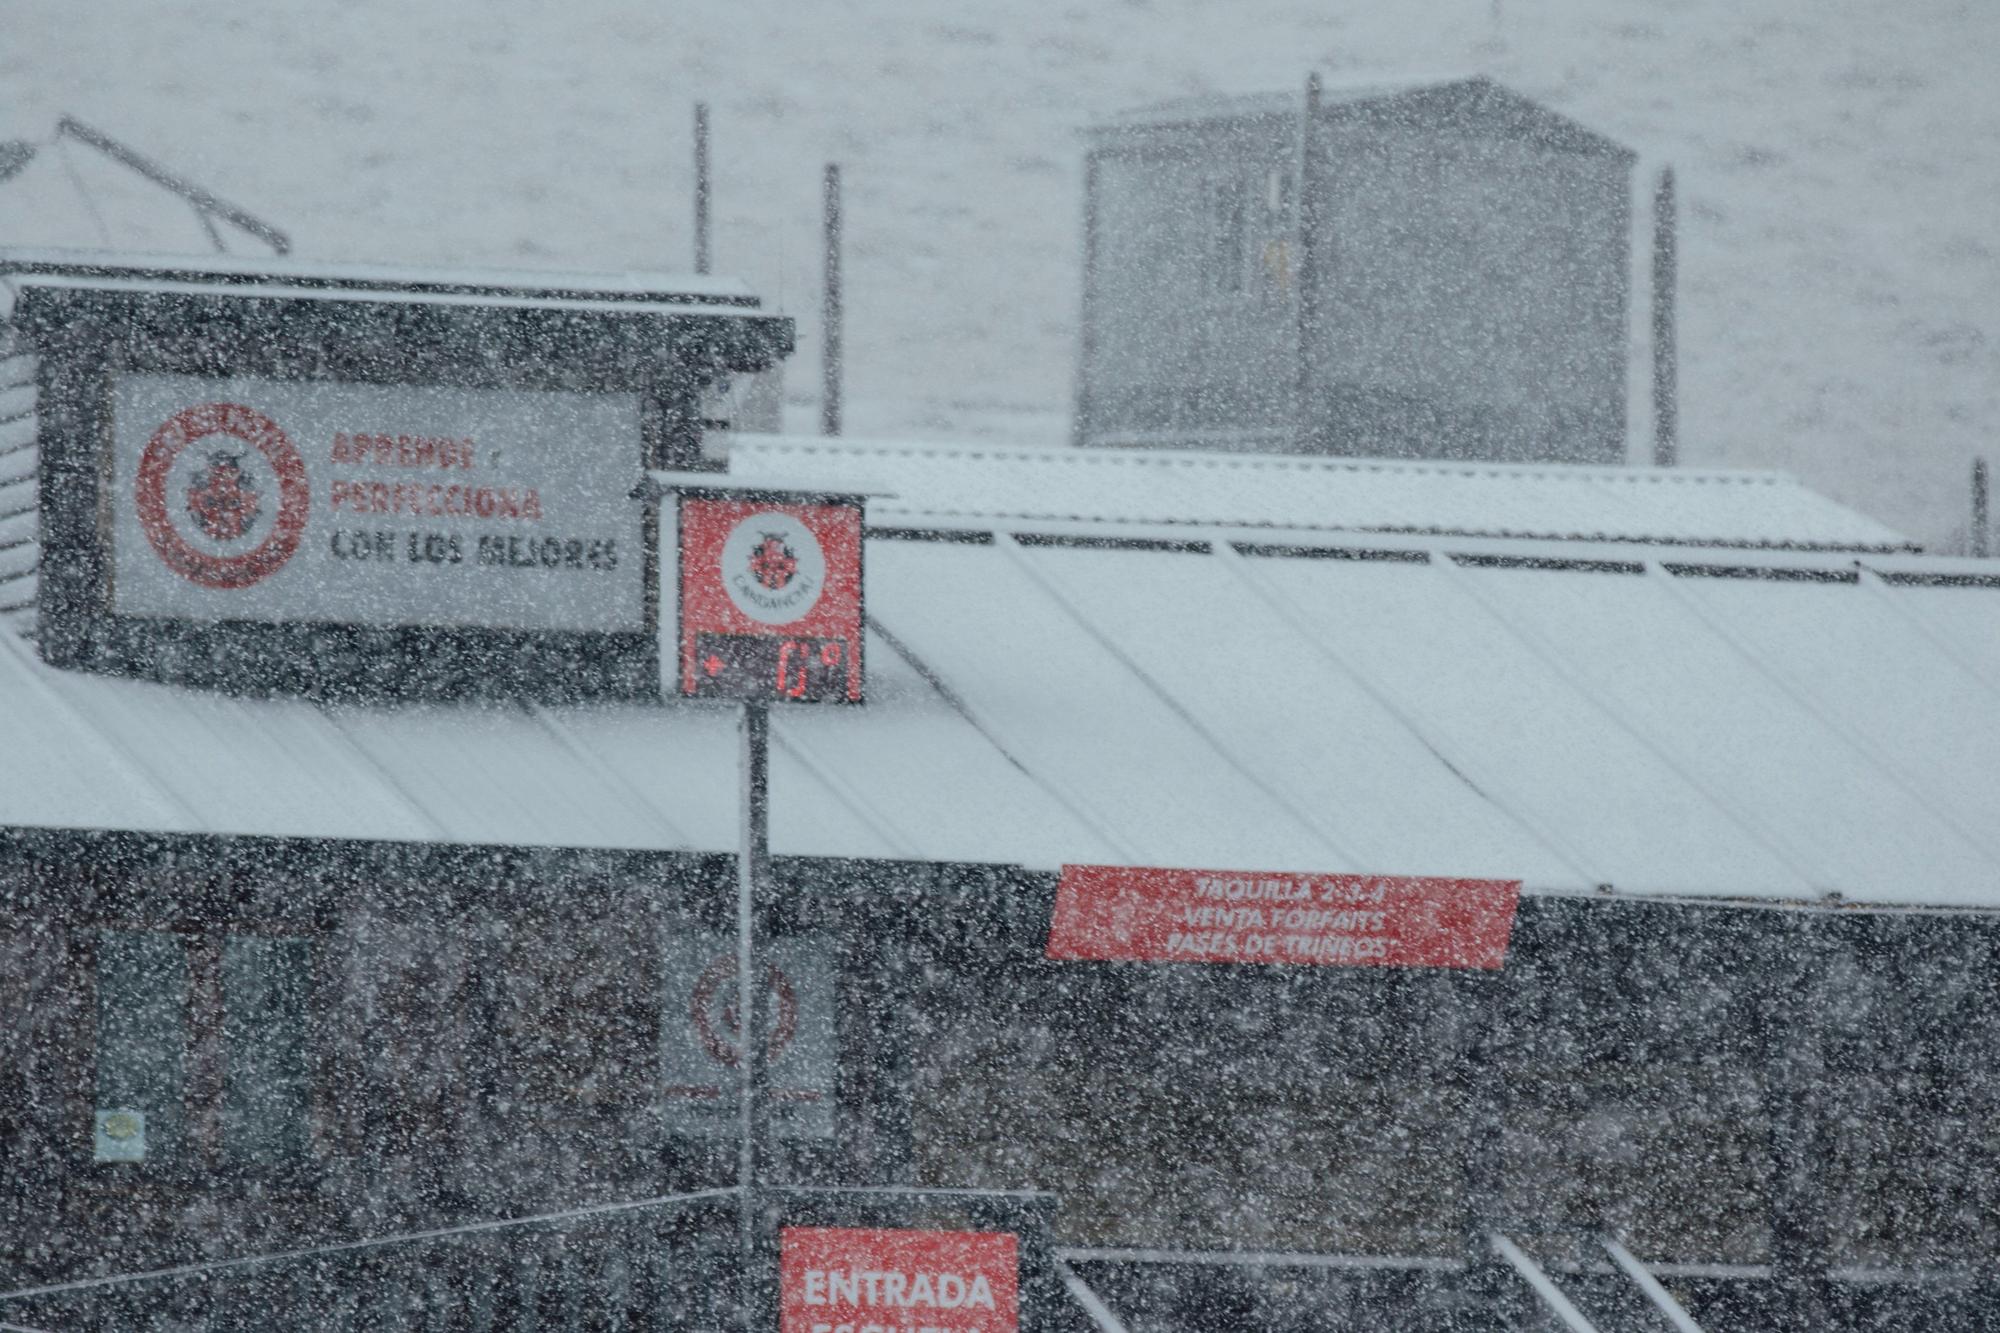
top-left (2, 0), bottom-right (1996, 548)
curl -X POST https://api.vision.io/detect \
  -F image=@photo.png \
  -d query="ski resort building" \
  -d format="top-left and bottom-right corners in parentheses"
top-left (3, 255), bottom-right (2000, 1330)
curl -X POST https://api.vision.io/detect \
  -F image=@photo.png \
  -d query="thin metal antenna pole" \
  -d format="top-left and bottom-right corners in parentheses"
top-left (736, 700), bottom-right (771, 1328)
top-left (1973, 458), bottom-right (1990, 559)
top-left (1072, 149), bottom-right (1101, 448)
top-left (1652, 166), bottom-right (1678, 467)
top-left (694, 103), bottom-right (712, 275)
top-left (822, 164), bottom-right (843, 436)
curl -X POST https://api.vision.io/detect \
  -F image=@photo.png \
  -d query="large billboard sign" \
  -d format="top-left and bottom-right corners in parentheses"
top-left (109, 374), bottom-right (646, 632)
top-left (12, 256), bottom-right (794, 700)
top-left (1047, 864), bottom-right (1521, 970)
top-left (670, 491), bottom-right (864, 703)
top-left (779, 1227), bottom-right (1020, 1333)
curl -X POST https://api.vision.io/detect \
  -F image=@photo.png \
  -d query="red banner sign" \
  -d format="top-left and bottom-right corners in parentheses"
top-left (1046, 865), bottom-right (1520, 970)
top-left (780, 1226), bottom-right (1019, 1333)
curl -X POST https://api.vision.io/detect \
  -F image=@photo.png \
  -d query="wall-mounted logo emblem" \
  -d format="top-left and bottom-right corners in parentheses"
top-left (689, 954), bottom-right (801, 1068)
top-left (719, 510), bottom-right (826, 624)
top-left (749, 533), bottom-right (799, 591)
top-left (186, 451), bottom-right (262, 542)
top-left (135, 402), bottom-right (309, 589)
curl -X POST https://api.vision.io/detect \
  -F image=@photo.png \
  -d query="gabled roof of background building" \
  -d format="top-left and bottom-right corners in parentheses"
top-left (1093, 74), bottom-right (1633, 159)
top-left (5, 431), bottom-right (1999, 912)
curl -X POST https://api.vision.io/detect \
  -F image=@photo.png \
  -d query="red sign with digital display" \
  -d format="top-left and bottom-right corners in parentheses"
top-left (779, 1226), bottom-right (1020, 1333)
top-left (676, 493), bottom-right (863, 703)
top-left (1047, 865), bottom-right (1520, 970)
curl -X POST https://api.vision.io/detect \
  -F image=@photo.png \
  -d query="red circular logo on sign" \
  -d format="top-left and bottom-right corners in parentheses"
top-left (135, 402), bottom-right (310, 590)
top-left (689, 955), bottom-right (800, 1068)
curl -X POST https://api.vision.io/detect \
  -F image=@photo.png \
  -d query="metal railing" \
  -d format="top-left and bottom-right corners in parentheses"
top-left (0, 1189), bottom-right (738, 1331)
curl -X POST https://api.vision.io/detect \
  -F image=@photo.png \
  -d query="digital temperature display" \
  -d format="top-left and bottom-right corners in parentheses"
top-left (689, 633), bottom-right (853, 703)
top-left (674, 492), bottom-right (864, 704)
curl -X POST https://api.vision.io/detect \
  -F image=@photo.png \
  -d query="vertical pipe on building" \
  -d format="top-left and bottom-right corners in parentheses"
top-left (1292, 72), bottom-right (1323, 453)
top-left (1072, 149), bottom-right (1101, 448)
top-left (1973, 458), bottom-right (1990, 558)
top-left (821, 164), bottom-right (844, 437)
top-left (694, 102), bottom-right (712, 275)
top-left (1651, 166), bottom-right (1678, 468)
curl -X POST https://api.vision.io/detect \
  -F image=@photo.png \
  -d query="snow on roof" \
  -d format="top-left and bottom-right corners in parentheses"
top-left (0, 248), bottom-right (762, 314)
top-left (727, 435), bottom-right (1918, 554)
top-left (3, 451), bottom-right (1998, 909)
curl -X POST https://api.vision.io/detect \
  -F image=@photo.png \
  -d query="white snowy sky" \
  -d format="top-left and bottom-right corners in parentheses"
top-left (3, 0), bottom-right (1996, 547)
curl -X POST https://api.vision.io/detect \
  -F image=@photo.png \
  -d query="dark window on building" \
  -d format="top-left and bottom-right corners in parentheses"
top-left (1260, 165), bottom-right (1294, 292)
top-left (93, 931), bottom-right (188, 1163)
top-left (1208, 168), bottom-right (1296, 297)
top-left (1263, 164), bottom-right (1292, 226)
top-left (92, 928), bottom-right (313, 1168)
top-left (222, 935), bottom-right (312, 1164)
top-left (1206, 174), bottom-right (1248, 295)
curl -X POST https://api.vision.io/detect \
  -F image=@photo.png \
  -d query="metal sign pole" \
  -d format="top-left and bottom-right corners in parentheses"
top-left (671, 484), bottom-right (864, 1323)
top-left (737, 699), bottom-right (771, 1329)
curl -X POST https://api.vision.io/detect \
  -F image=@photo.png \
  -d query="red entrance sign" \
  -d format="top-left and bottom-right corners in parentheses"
top-left (676, 493), bottom-right (864, 703)
top-left (1046, 865), bottom-right (1520, 970)
top-left (780, 1227), bottom-right (1019, 1333)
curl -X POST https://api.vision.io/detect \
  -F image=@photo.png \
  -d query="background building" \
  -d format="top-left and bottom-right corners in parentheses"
top-left (1075, 76), bottom-right (1638, 465)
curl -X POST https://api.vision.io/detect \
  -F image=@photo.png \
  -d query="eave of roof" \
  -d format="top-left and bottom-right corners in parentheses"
top-left (723, 434), bottom-right (1918, 556)
top-left (0, 246), bottom-right (762, 309)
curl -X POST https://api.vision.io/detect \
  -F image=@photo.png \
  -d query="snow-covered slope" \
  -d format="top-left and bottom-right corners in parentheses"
top-left (2, 0), bottom-right (1994, 546)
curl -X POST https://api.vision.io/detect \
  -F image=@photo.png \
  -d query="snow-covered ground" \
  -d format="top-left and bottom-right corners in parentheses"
top-left (2, 0), bottom-right (1995, 546)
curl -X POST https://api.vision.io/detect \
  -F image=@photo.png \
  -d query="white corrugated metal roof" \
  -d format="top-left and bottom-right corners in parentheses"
top-left (726, 435), bottom-right (1918, 554)
top-left (3, 483), bottom-right (1999, 908)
